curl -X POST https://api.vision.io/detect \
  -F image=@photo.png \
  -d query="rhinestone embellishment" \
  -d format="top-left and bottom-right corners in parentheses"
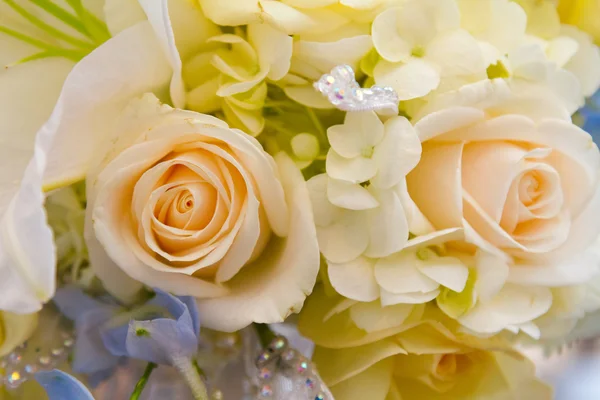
top-left (314, 65), bottom-right (399, 114)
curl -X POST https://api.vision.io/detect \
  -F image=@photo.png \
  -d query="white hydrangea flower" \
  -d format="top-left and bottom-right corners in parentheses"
top-left (456, 252), bottom-right (553, 339)
top-left (326, 111), bottom-right (420, 189)
top-left (504, 43), bottom-right (584, 114)
top-left (371, 0), bottom-right (487, 100)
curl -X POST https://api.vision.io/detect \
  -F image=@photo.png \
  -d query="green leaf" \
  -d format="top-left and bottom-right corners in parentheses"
top-left (27, 0), bottom-right (89, 37)
top-left (3, 0), bottom-right (95, 50)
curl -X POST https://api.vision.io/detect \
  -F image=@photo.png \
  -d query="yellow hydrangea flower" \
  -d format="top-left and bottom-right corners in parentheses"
top-left (300, 286), bottom-right (552, 400)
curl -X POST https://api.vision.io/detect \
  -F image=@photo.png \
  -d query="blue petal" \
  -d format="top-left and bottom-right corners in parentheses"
top-left (125, 318), bottom-right (198, 365)
top-left (150, 289), bottom-right (199, 335)
top-left (35, 370), bottom-right (95, 400)
top-left (101, 323), bottom-right (130, 358)
top-left (73, 308), bottom-right (120, 375)
top-left (54, 286), bottom-right (114, 321)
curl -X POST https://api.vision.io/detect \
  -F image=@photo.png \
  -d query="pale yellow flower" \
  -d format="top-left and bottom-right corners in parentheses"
top-left (299, 286), bottom-right (552, 400)
top-left (558, 0), bottom-right (600, 44)
top-left (198, 0), bottom-right (401, 35)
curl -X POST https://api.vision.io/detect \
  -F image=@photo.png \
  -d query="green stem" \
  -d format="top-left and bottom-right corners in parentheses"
top-left (304, 106), bottom-right (326, 138)
top-left (129, 362), bottom-right (157, 400)
top-left (254, 323), bottom-right (276, 349)
top-left (172, 356), bottom-right (209, 400)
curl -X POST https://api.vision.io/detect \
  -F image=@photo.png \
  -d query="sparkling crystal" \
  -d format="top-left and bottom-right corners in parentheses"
top-left (315, 394), bottom-right (325, 400)
top-left (7, 352), bottom-right (22, 365)
top-left (305, 378), bottom-right (315, 390)
top-left (256, 351), bottom-right (272, 367)
top-left (258, 367), bottom-right (273, 381)
top-left (297, 361), bottom-right (309, 374)
top-left (268, 336), bottom-right (287, 353)
top-left (24, 364), bottom-right (37, 375)
top-left (38, 355), bottom-right (52, 366)
top-left (314, 65), bottom-right (399, 113)
top-left (259, 384), bottom-right (273, 398)
top-left (51, 347), bottom-right (65, 357)
top-left (6, 370), bottom-right (23, 389)
top-left (281, 349), bottom-right (296, 362)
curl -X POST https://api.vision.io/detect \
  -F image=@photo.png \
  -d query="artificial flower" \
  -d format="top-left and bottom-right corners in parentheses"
top-left (83, 94), bottom-right (318, 331)
top-left (35, 370), bottom-right (95, 400)
top-left (371, 0), bottom-right (487, 100)
top-left (558, 0), bottom-right (600, 44)
top-left (407, 79), bottom-right (600, 288)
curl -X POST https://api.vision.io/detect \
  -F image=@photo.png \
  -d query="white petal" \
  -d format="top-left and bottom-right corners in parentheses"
top-left (326, 151), bottom-right (377, 184)
top-left (474, 251), bottom-right (509, 302)
top-left (418, 257), bottom-right (468, 292)
top-left (0, 57), bottom-right (72, 312)
top-left (292, 35), bottom-right (373, 75)
top-left (43, 22), bottom-right (172, 189)
top-left (562, 25), bottom-right (600, 97)
top-left (374, 59), bottom-right (440, 101)
top-left (328, 257), bottom-right (379, 302)
top-left (139, 0), bottom-right (186, 108)
top-left (374, 253), bottom-right (439, 295)
top-left (327, 111), bottom-right (384, 159)
top-left (349, 302), bottom-right (414, 333)
top-left (425, 29), bottom-right (486, 76)
top-left (371, 116), bottom-right (421, 189)
top-left (307, 174), bottom-right (343, 227)
top-left (196, 154), bottom-right (320, 331)
top-left (248, 23), bottom-right (293, 81)
top-left (103, 0), bottom-right (147, 35)
top-left (380, 288), bottom-right (439, 306)
top-left (283, 85), bottom-right (335, 109)
top-left (459, 284), bottom-right (552, 334)
top-left (364, 188), bottom-right (409, 258)
top-left (317, 211), bottom-right (369, 264)
top-left (327, 179), bottom-right (379, 210)
top-left (371, 7), bottom-right (412, 63)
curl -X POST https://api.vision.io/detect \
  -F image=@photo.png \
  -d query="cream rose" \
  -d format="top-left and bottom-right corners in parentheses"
top-left (407, 80), bottom-right (600, 286)
top-left (85, 94), bottom-right (319, 331)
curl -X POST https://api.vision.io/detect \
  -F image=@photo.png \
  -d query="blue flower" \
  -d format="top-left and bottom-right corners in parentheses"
top-left (53, 286), bottom-right (200, 385)
top-left (102, 289), bottom-right (201, 365)
top-left (35, 369), bottom-right (94, 400)
top-left (580, 90), bottom-right (600, 143)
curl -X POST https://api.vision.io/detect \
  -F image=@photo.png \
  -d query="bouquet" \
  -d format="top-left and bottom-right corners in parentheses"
top-left (1, 0), bottom-right (600, 399)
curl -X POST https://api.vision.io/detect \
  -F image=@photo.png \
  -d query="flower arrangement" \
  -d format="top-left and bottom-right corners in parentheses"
top-left (1, 0), bottom-right (600, 399)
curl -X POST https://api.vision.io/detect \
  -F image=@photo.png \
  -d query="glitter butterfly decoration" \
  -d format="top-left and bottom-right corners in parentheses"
top-left (314, 65), bottom-right (399, 114)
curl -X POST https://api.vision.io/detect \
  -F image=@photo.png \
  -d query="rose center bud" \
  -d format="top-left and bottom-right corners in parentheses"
top-left (461, 141), bottom-right (568, 254)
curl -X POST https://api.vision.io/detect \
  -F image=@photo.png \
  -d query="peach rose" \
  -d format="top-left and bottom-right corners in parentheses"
top-left (86, 94), bottom-right (319, 331)
top-left (407, 80), bottom-right (600, 286)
